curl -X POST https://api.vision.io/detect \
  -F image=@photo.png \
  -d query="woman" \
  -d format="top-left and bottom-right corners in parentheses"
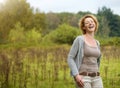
top-left (67, 14), bottom-right (103, 88)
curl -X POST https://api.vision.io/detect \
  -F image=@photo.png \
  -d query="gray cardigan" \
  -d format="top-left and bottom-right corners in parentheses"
top-left (67, 35), bottom-right (101, 77)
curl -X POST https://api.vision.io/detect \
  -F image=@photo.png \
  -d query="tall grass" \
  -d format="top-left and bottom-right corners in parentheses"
top-left (0, 45), bottom-right (120, 88)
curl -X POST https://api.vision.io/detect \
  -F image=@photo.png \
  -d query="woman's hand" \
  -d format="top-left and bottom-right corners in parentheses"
top-left (75, 74), bottom-right (84, 87)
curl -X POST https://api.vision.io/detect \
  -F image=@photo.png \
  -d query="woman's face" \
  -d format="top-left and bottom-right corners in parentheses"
top-left (84, 17), bottom-right (96, 33)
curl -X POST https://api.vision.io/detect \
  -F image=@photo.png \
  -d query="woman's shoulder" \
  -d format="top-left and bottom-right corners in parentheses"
top-left (73, 35), bottom-right (84, 45)
top-left (75, 35), bottom-right (84, 41)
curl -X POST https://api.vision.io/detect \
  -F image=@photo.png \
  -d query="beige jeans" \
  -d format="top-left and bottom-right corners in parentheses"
top-left (75, 76), bottom-right (103, 88)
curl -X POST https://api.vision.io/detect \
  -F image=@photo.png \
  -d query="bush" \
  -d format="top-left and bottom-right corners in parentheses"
top-left (9, 22), bottom-right (42, 45)
top-left (8, 22), bottom-right (25, 43)
top-left (25, 28), bottom-right (42, 44)
top-left (44, 24), bottom-right (81, 44)
top-left (96, 36), bottom-right (120, 46)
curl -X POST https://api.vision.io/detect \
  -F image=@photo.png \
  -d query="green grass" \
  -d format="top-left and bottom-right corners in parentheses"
top-left (100, 58), bottom-right (120, 88)
top-left (0, 45), bottom-right (120, 88)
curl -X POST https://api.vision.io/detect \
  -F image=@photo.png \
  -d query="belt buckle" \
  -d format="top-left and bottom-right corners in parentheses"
top-left (86, 72), bottom-right (88, 76)
top-left (89, 72), bottom-right (96, 77)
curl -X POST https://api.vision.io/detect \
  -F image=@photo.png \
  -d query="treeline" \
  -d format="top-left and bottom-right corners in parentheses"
top-left (0, 0), bottom-right (120, 45)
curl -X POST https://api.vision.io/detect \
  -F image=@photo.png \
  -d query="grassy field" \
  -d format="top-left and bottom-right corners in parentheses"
top-left (0, 45), bottom-right (120, 88)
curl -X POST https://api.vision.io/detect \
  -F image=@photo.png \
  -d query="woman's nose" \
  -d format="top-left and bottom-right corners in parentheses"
top-left (89, 22), bottom-right (92, 25)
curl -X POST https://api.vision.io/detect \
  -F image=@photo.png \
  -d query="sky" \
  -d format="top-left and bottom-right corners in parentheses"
top-left (26, 0), bottom-right (120, 15)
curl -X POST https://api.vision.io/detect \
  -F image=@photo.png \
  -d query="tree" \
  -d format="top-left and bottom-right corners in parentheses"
top-left (97, 6), bottom-right (120, 37)
top-left (46, 12), bottom-right (60, 30)
top-left (97, 16), bottom-right (110, 37)
top-left (68, 15), bottom-right (78, 27)
top-left (31, 9), bottom-right (46, 35)
top-left (0, 0), bottom-right (33, 43)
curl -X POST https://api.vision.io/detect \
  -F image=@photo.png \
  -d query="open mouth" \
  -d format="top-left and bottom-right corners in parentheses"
top-left (89, 25), bottom-right (94, 29)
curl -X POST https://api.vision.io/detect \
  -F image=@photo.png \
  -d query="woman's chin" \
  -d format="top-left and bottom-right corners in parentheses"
top-left (88, 28), bottom-right (95, 32)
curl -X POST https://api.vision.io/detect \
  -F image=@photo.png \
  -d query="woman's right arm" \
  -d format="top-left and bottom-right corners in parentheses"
top-left (67, 37), bottom-right (84, 87)
top-left (67, 37), bottom-right (79, 77)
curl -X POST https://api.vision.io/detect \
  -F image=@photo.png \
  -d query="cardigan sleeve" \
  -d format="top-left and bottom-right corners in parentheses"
top-left (96, 40), bottom-right (102, 68)
top-left (67, 37), bottom-right (79, 76)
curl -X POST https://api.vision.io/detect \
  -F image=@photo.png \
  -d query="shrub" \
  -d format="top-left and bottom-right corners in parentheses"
top-left (44, 24), bottom-right (81, 44)
top-left (25, 28), bottom-right (42, 44)
top-left (9, 22), bottom-right (42, 45)
top-left (8, 22), bottom-right (25, 43)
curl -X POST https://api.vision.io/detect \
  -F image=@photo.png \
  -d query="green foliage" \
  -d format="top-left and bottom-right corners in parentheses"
top-left (57, 12), bottom-right (79, 28)
top-left (25, 28), bottom-right (42, 44)
top-left (0, 0), bottom-right (33, 41)
top-left (9, 22), bottom-right (25, 43)
top-left (97, 16), bottom-right (110, 37)
top-left (96, 36), bottom-right (120, 46)
top-left (44, 24), bottom-right (81, 44)
top-left (46, 12), bottom-right (60, 30)
top-left (0, 0), bottom-right (46, 43)
top-left (9, 22), bottom-right (42, 44)
top-left (0, 45), bottom-right (120, 88)
top-left (97, 6), bottom-right (120, 37)
top-left (32, 11), bottom-right (46, 34)
top-left (0, 1), bottom-right (120, 46)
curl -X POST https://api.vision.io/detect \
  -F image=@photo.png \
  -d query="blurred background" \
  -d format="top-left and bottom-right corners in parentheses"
top-left (0, 0), bottom-right (120, 88)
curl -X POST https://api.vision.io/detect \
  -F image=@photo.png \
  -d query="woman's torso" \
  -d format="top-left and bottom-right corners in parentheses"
top-left (79, 42), bottom-right (100, 73)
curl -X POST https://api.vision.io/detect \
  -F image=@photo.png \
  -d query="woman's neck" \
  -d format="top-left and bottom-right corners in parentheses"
top-left (84, 32), bottom-right (97, 47)
top-left (85, 33), bottom-right (94, 39)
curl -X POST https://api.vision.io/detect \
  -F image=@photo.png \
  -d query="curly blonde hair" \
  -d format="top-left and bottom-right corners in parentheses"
top-left (79, 14), bottom-right (99, 34)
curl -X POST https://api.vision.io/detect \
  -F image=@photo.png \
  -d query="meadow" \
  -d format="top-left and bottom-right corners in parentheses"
top-left (0, 45), bottom-right (120, 88)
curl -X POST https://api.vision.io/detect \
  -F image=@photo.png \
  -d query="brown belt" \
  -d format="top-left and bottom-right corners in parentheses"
top-left (79, 72), bottom-right (100, 77)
